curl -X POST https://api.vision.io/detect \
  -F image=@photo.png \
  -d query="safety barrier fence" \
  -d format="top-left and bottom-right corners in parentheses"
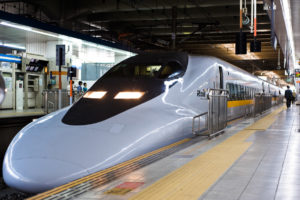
top-left (192, 89), bottom-right (228, 138)
top-left (253, 94), bottom-right (272, 116)
top-left (193, 90), bottom-right (284, 138)
top-left (275, 96), bottom-right (284, 105)
top-left (42, 89), bottom-right (83, 114)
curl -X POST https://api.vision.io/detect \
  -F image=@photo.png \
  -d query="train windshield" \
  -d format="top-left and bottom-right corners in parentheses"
top-left (104, 61), bottom-right (184, 79)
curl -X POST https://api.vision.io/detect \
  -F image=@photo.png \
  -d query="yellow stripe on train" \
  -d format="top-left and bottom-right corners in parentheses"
top-left (227, 100), bottom-right (254, 108)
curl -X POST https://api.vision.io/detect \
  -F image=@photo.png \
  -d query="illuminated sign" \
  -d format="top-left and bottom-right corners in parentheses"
top-left (0, 54), bottom-right (21, 63)
top-left (295, 69), bottom-right (300, 78)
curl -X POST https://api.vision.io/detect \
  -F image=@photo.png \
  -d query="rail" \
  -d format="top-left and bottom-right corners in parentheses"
top-left (42, 89), bottom-right (84, 113)
top-left (275, 96), bottom-right (284, 105)
top-left (192, 112), bottom-right (208, 135)
top-left (193, 89), bottom-right (283, 138)
top-left (192, 88), bottom-right (228, 138)
top-left (253, 93), bottom-right (272, 116)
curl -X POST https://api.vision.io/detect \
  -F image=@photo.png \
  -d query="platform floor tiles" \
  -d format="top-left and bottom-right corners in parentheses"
top-left (200, 106), bottom-right (300, 200)
top-left (35, 105), bottom-right (300, 200)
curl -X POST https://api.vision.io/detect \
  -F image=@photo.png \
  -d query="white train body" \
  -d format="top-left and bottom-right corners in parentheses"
top-left (3, 53), bottom-right (283, 193)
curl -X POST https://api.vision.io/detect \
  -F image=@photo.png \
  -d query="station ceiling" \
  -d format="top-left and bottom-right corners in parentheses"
top-left (0, 0), bottom-right (287, 72)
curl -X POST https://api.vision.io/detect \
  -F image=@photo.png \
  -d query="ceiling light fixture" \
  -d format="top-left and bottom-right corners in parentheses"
top-left (0, 21), bottom-right (134, 56)
top-left (280, 0), bottom-right (296, 68)
top-left (0, 43), bottom-right (26, 50)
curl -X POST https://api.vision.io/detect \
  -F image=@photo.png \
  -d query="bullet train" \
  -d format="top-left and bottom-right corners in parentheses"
top-left (3, 52), bottom-right (284, 193)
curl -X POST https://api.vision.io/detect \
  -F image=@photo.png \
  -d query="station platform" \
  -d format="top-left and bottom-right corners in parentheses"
top-left (28, 104), bottom-right (300, 200)
top-left (0, 109), bottom-right (45, 119)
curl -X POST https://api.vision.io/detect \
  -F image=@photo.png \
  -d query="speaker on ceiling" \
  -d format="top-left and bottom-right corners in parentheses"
top-left (235, 31), bottom-right (247, 54)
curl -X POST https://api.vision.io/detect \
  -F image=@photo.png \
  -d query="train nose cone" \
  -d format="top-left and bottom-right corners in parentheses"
top-left (3, 157), bottom-right (88, 193)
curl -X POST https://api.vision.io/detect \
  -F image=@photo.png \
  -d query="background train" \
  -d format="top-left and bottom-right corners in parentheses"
top-left (3, 52), bottom-right (284, 193)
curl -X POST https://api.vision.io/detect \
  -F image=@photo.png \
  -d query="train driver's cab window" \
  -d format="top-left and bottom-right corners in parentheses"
top-left (158, 61), bottom-right (184, 79)
top-left (104, 61), bottom-right (184, 80)
top-left (136, 65), bottom-right (162, 77)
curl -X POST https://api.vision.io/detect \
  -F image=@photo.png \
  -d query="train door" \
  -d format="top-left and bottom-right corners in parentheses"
top-left (218, 66), bottom-right (224, 89)
top-left (215, 66), bottom-right (224, 89)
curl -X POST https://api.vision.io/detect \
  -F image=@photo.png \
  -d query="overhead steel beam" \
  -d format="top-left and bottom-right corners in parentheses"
top-left (86, 7), bottom-right (267, 22)
top-left (133, 24), bottom-right (270, 35)
top-left (171, 6), bottom-right (177, 49)
top-left (179, 38), bottom-right (271, 44)
top-left (95, 15), bottom-right (270, 28)
top-left (63, 0), bottom-right (264, 20)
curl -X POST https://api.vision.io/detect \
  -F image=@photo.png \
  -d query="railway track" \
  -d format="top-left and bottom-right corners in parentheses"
top-left (0, 116), bottom-right (42, 200)
top-left (0, 177), bottom-right (32, 200)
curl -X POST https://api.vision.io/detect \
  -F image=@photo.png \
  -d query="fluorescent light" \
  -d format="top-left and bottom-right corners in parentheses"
top-left (0, 55), bottom-right (22, 62)
top-left (0, 21), bottom-right (134, 56)
top-left (280, 0), bottom-right (296, 68)
top-left (0, 21), bottom-right (32, 31)
top-left (114, 92), bottom-right (144, 99)
top-left (84, 91), bottom-right (107, 99)
top-left (0, 21), bottom-right (57, 38)
top-left (0, 43), bottom-right (26, 50)
top-left (32, 30), bottom-right (57, 38)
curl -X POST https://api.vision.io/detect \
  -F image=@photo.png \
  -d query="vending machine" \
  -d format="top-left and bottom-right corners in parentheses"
top-left (16, 80), bottom-right (23, 110)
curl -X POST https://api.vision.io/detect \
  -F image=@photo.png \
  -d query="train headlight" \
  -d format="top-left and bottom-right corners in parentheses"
top-left (83, 91), bottom-right (107, 99)
top-left (114, 91), bottom-right (144, 99)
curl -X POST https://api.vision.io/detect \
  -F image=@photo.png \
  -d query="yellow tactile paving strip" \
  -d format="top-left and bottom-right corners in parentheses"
top-left (27, 138), bottom-right (191, 200)
top-left (246, 106), bottom-right (286, 130)
top-left (130, 106), bottom-right (285, 200)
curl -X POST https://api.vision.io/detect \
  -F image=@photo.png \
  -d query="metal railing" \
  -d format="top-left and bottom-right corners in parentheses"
top-left (208, 89), bottom-right (228, 136)
top-left (192, 90), bottom-right (284, 138)
top-left (275, 96), bottom-right (284, 105)
top-left (192, 112), bottom-right (208, 135)
top-left (253, 93), bottom-right (272, 116)
top-left (192, 88), bottom-right (228, 138)
top-left (42, 89), bottom-right (83, 113)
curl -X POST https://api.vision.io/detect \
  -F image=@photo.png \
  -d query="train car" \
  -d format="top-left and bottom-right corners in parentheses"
top-left (2, 52), bottom-right (283, 193)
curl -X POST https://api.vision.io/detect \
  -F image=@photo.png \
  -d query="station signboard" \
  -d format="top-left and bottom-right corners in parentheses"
top-left (56, 45), bottom-right (65, 66)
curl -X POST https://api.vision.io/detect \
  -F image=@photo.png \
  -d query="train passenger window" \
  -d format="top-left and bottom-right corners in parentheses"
top-left (226, 83), bottom-right (230, 99)
top-left (237, 85), bottom-right (240, 99)
top-left (247, 87), bottom-right (250, 99)
top-left (248, 88), bottom-right (250, 99)
top-left (245, 87), bottom-right (249, 99)
top-left (233, 84), bottom-right (238, 100)
top-left (240, 85), bottom-right (245, 99)
top-left (227, 83), bottom-right (234, 100)
top-left (231, 84), bottom-right (235, 100)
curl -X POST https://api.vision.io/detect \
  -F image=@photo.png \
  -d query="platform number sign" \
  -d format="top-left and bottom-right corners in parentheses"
top-left (56, 45), bottom-right (65, 66)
